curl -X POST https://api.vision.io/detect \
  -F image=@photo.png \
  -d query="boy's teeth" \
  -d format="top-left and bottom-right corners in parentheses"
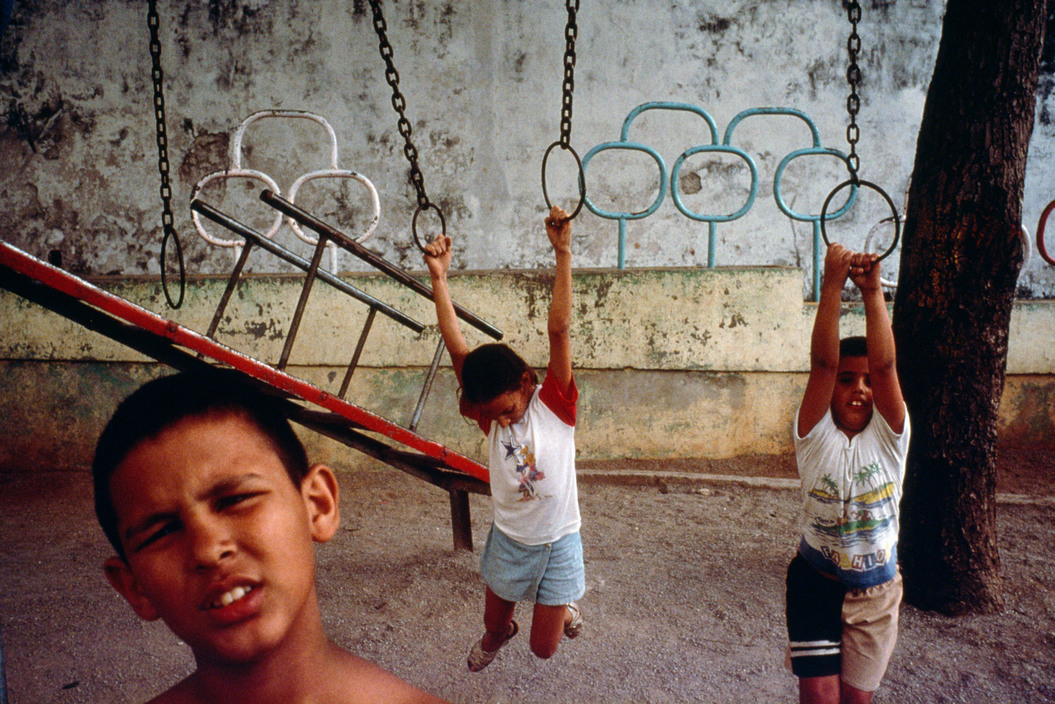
top-left (216, 586), bottom-right (250, 608)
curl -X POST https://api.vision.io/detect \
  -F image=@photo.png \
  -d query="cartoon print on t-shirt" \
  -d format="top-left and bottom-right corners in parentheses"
top-left (806, 462), bottom-right (897, 547)
top-left (502, 439), bottom-right (546, 501)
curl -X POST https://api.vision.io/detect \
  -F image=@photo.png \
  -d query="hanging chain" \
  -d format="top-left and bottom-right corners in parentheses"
top-left (558, 0), bottom-right (579, 148)
top-left (147, 0), bottom-right (185, 308)
top-left (844, 0), bottom-right (862, 179)
top-left (541, 0), bottom-right (585, 219)
top-left (819, 0), bottom-right (900, 266)
top-left (369, 0), bottom-right (430, 212)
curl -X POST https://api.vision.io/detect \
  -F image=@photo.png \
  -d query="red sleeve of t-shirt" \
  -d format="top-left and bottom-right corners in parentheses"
top-left (459, 366), bottom-right (577, 433)
top-left (539, 367), bottom-right (577, 426)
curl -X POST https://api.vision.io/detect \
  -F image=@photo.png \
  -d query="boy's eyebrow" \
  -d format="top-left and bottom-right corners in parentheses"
top-left (120, 473), bottom-right (268, 542)
top-left (201, 472), bottom-right (267, 499)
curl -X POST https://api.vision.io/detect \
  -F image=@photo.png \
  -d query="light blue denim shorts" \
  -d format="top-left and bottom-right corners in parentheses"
top-left (479, 524), bottom-right (585, 606)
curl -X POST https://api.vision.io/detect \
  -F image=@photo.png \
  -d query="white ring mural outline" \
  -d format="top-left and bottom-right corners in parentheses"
top-left (190, 110), bottom-right (381, 270)
top-left (191, 171), bottom-right (283, 250)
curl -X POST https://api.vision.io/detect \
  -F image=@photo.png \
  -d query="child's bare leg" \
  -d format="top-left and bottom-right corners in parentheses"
top-left (529, 602), bottom-right (572, 659)
top-left (481, 587), bottom-right (517, 651)
top-left (800, 673), bottom-right (875, 704)
top-left (798, 674), bottom-right (841, 704)
top-left (838, 682), bottom-right (873, 704)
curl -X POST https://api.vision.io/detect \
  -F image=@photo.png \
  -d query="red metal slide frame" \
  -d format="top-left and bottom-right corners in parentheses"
top-left (0, 239), bottom-right (489, 484)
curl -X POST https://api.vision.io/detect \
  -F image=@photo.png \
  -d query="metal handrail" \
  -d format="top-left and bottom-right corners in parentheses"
top-left (191, 199), bottom-right (426, 408)
top-left (191, 200), bottom-right (424, 334)
top-left (260, 190), bottom-right (503, 340)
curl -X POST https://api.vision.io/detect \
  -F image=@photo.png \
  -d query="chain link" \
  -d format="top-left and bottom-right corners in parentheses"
top-left (559, 0), bottom-right (579, 148)
top-left (369, 0), bottom-right (430, 212)
top-left (820, 1), bottom-right (901, 266)
top-left (541, 0), bottom-right (585, 219)
top-left (147, 0), bottom-right (185, 308)
top-left (844, 0), bottom-right (862, 177)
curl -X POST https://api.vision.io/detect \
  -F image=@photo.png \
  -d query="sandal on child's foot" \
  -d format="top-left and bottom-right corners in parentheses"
top-left (564, 602), bottom-right (584, 639)
top-left (467, 620), bottom-right (519, 672)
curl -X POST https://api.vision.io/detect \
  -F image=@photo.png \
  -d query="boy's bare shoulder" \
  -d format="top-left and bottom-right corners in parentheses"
top-left (142, 678), bottom-right (196, 704)
top-left (139, 650), bottom-right (448, 704)
top-left (330, 649), bottom-right (451, 703)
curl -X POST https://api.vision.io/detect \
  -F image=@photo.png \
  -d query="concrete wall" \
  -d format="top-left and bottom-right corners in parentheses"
top-left (2, 267), bottom-right (1052, 473)
top-left (1, 1), bottom-right (1054, 296)
top-left (2, 1), bottom-right (1053, 473)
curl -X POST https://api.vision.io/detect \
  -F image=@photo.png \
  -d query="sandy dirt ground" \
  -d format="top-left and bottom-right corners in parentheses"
top-left (1, 449), bottom-right (1053, 704)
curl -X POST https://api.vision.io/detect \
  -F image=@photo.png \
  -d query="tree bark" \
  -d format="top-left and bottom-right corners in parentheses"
top-left (892, 0), bottom-right (1049, 615)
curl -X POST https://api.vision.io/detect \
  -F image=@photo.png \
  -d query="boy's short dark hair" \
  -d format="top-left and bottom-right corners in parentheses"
top-left (839, 336), bottom-right (868, 359)
top-left (93, 369), bottom-right (309, 560)
top-left (461, 343), bottom-right (538, 405)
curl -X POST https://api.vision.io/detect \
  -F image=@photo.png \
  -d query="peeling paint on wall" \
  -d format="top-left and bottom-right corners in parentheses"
top-left (0, 0), bottom-right (1052, 297)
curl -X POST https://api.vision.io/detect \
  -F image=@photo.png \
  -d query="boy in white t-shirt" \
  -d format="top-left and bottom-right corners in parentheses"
top-left (787, 243), bottom-right (910, 704)
top-left (424, 206), bottom-right (584, 672)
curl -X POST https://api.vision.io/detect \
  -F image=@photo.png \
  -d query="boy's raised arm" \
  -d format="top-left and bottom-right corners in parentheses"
top-left (545, 206), bottom-right (573, 394)
top-left (851, 253), bottom-right (906, 433)
top-left (798, 244), bottom-right (852, 437)
top-left (424, 235), bottom-right (471, 383)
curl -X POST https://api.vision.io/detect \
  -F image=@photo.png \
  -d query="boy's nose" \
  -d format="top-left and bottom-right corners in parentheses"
top-left (187, 518), bottom-right (235, 571)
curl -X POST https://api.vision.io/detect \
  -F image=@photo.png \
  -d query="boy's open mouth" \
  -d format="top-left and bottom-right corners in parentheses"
top-left (206, 585), bottom-right (256, 610)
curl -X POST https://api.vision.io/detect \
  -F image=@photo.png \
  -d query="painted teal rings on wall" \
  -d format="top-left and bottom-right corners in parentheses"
top-left (671, 145), bottom-right (757, 222)
top-left (581, 141), bottom-right (667, 269)
top-left (581, 142), bottom-right (667, 220)
top-left (621, 102), bottom-right (720, 144)
top-left (774, 148), bottom-right (857, 222)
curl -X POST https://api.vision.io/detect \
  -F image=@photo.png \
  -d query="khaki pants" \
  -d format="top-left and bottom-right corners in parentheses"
top-left (840, 571), bottom-right (903, 692)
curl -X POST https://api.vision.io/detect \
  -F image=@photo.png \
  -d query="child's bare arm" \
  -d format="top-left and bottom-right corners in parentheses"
top-left (545, 205), bottom-right (573, 394)
top-left (424, 235), bottom-right (471, 383)
top-left (798, 244), bottom-right (852, 437)
top-left (850, 252), bottom-right (906, 433)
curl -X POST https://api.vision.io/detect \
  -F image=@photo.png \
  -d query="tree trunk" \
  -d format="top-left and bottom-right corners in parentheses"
top-left (892, 0), bottom-right (1049, 615)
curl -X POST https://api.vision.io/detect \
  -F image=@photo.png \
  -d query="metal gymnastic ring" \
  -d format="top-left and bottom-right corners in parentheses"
top-left (411, 202), bottom-right (446, 253)
top-left (541, 140), bottom-right (585, 220)
top-left (1036, 198), bottom-right (1055, 266)
top-left (160, 224), bottom-right (186, 309)
top-left (820, 179), bottom-right (901, 262)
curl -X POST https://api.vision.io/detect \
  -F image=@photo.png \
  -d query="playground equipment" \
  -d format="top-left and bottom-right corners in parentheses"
top-left (1038, 199), bottom-right (1055, 266)
top-left (818, 0), bottom-right (900, 267)
top-left (581, 102), bottom-right (857, 299)
top-left (541, 0), bottom-right (586, 221)
top-left (124, 1), bottom-right (503, 562)
top-left (146, 0), bottom-right (184, 308)
top-left (190, 110), bottom-right (380, 274)
top-left (575, 3), bottom-right (906, 299)
top-left (0, 234), bottom-right (498, 550)
top-left (368, 0), bottom-right (446, 252)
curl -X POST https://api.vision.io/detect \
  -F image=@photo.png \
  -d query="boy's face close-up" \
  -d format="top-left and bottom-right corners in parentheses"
top-left (831, 355), bottom-right (873, 438)
top-left (103, 412), bottom-right (336, 666)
